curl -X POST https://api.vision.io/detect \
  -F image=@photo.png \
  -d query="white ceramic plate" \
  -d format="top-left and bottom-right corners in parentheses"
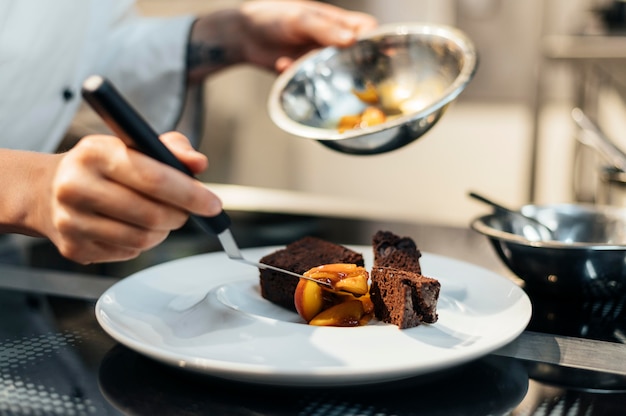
top-left (95, 246), bottom-right (531, 386)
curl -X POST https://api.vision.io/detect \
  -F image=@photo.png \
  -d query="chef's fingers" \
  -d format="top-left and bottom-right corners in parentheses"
top-left (159, 131), bottom-right (209, 175)
top-left (70, 134), bottom-right (222, 218)
top-left (50, 208), bottom-right (170, 264)
top-left (54, 164), bottom-right (190, 232)
top-left (291, 3), bottom-right (377, 47)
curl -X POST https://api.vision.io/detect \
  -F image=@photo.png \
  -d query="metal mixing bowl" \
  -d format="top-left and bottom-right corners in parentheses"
top-left (471, 203), bottom-right (626, 298)
top-left (267, 23), bottom-right (478, 155)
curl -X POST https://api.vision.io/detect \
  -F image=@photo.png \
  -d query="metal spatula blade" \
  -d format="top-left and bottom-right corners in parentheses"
top-left (81, 75), bottom-right (328, 287)
top-left (217, 228), bottom-right (326, 282)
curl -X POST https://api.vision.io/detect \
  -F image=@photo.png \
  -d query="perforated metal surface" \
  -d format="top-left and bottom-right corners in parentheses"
top-left (0, 334), bottom-right (89, 415)
top-left (513, 381), bottom-right (626, 415)
top-left (0, 328), bottom-right (116, 415)
top-left (0, 291), bottom-right (118, 416)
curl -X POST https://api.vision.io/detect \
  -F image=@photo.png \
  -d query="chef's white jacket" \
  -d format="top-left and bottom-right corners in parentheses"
top-left (0, 0), bottom-right (196, 153)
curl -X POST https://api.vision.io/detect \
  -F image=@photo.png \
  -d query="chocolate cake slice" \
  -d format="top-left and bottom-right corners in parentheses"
top-left (372, 230), bottom-right (422, 274)
top-left (370, 267), bottom-right (440, 329)
top-left (370, 230), bottom-right (439, 328)
top-left (259, 236), bottom-right (364, 311)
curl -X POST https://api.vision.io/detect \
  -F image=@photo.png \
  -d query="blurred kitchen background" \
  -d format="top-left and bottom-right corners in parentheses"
top-left (74, 0), bottom-right (626, 227)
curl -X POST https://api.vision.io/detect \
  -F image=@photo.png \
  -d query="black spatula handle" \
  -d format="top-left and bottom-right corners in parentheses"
top-left (81, 75), bottom-right (231, 235)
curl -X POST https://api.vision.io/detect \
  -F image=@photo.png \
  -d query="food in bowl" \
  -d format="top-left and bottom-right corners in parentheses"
top-left (337, 82), bottom-right (388, 133)
top-left (337, 106), bottom-right (387, 133)
top-left (267, 23), bottom-right (478, 155)
top-left (258, 231), bottom-right (440, 328)
top-left (352, 81), bottom-right (380, 105)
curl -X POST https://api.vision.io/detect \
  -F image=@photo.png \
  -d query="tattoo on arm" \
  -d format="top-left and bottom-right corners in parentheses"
top-left (187, 42), bottom-right (227, 70)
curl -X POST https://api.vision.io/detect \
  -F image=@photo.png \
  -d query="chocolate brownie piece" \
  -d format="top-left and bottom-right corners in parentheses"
top-left (370, 266), bottom-right (440, 328)
top-left (259, 236), bottom-right (364, 311)
top-left (372, 230), bottom-right (422, 274)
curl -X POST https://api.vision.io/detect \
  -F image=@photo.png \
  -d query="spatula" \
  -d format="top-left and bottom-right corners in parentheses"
top-left (81, 75), bottom-right (328, 287)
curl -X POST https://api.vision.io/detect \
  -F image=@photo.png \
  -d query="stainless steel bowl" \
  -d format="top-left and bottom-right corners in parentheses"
top-left (267, 23), bottom-right (478, 155)
top-left (471, 203), bottom-right (626, 298)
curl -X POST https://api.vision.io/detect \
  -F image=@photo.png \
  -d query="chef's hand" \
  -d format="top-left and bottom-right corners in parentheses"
top-left (187, 0), bottom-right (377, 82)
top-left (38, 132), bottom-right (221, 264)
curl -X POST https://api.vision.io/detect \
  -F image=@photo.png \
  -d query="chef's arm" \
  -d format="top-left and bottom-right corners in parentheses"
top-left (186, 1), bottom-right (377, 83)
top-left (185, 9), bottom-right (242, 84)
top-left (0, 149), bottom-right (55, 238)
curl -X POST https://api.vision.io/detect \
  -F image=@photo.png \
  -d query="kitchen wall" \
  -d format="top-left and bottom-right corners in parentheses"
top-left (136, 0), bottom-right (599, 226)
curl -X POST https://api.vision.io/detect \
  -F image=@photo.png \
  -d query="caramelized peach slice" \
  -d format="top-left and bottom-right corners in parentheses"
top-left (352, 82), bottom-right (380, 105)
top-left (335, 291), bottom-right (374, 325)
top-left (358, 293), bottom-right (374, 315)
top-left (303, 264), bottom-right (369, 296)
top-left (296, 264), bottom-right (372, 326)
top-left (337, 106), bottom-right (387, 133)
top-left (335, 273), bottom-right (369, 296)
top-left (309, 300), bottom-right (365, 327)
top-left (338, 114), bottom-right (362, 133)
top-left (360, 106), bottom-right (386, 127)
top-left (357, 293), bottom-right (375, 326)
top-left (294, 278), bottom-right (324, 322)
